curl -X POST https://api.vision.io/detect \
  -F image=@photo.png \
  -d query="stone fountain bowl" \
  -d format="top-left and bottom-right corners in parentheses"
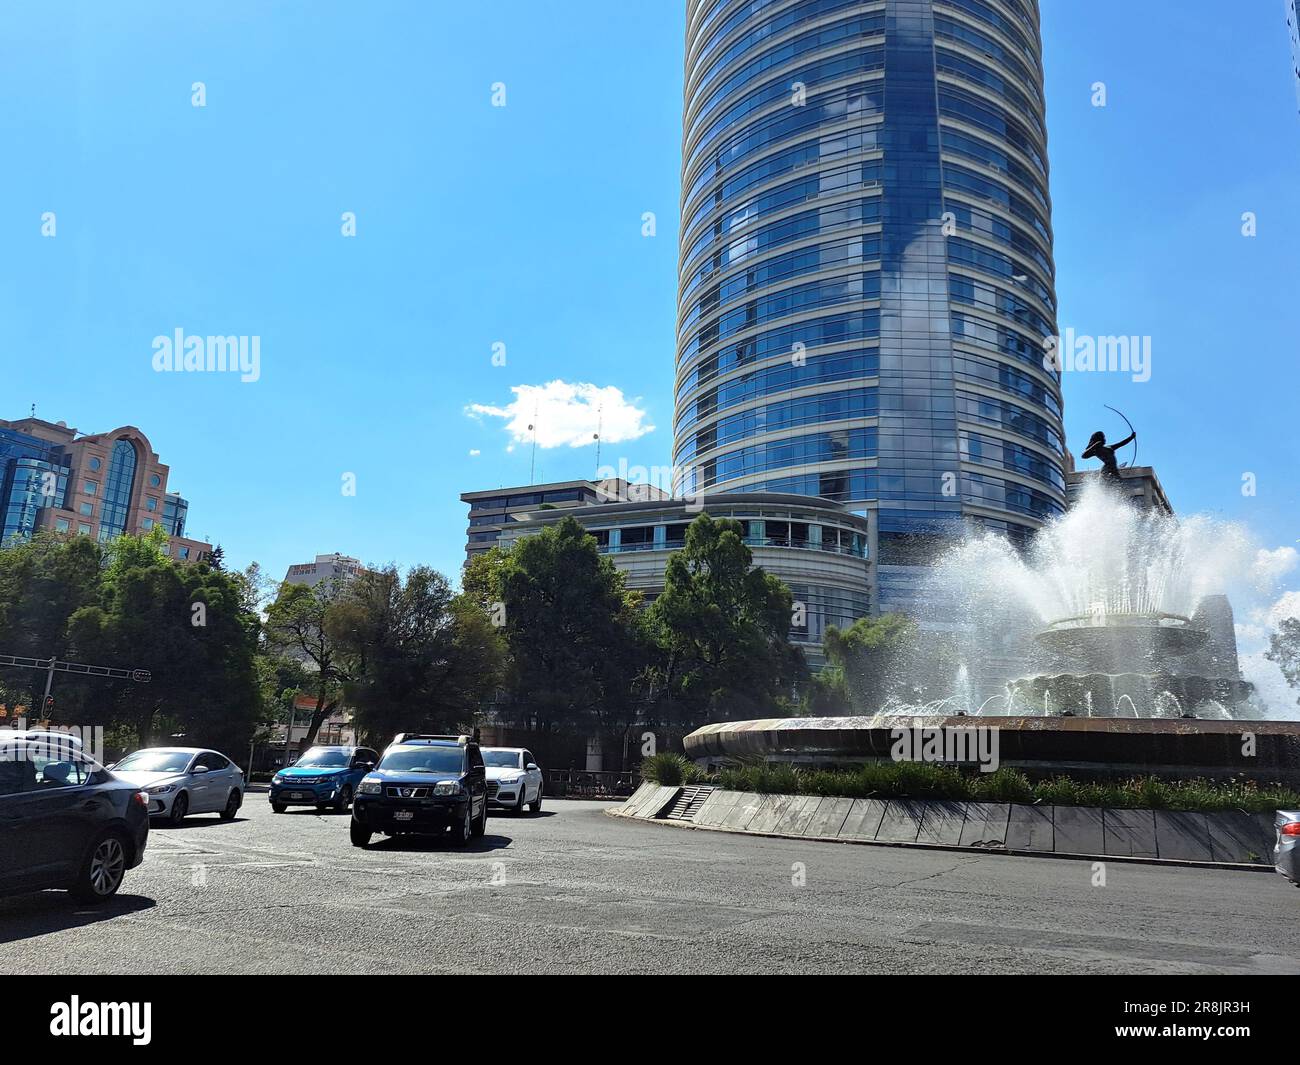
top-left (1034, 612), bottom-right (1207, 673)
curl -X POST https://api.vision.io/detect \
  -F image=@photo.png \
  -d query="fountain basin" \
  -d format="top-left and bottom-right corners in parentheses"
top-left (683, 715), bottom-right (1300, 783)
top-left (1034, 612), bottom-right (1207, 673)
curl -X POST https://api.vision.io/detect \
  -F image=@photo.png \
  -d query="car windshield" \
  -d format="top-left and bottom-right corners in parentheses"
top-left (379, 746), bottom-right (465, 775)
top-left (295, 748), bottom-right (350, 768)
top-left (483, 750), bottom-right (522, 768)
top-left (115, 750), bottom-right (192, 773)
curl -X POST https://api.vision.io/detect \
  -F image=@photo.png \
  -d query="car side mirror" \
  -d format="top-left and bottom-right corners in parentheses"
top-left (106, 762), bottom-right (116, 770)
top-left (191, 765), bottom-right (210, 775)
top-left (357, 761), bottom-right (375, 770)
top-left (526, 763), bottom-right (539, 772)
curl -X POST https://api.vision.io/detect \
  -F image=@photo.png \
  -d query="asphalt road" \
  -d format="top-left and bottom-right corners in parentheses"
top-left (2, 793), bottom-right (1298, 974)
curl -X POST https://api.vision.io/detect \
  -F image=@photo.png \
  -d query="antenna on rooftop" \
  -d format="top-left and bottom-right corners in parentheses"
top-left (528, 401), bottom-right (539, 484)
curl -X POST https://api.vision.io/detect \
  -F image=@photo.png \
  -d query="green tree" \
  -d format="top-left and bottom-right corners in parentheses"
top-left (646, 513), bottom-right (805, 729)
top-left (490, 517), bottom-right (646, 738)
top-left (1267, 617), bottom-right (1300, 708)
top-left (263, 579), bottom-right (348, 749)
top-left (822, 613), bottom-right (916, 713)
top-left (62, 529), bottom-right (263, 751)
top-left (328, 565), bottom-right (501, 744)
top-left (0, 532), bottom-right (104, 711)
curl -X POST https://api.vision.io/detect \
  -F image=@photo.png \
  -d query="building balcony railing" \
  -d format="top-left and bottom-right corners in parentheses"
top-left (600, 536), bottom-right (866, 559)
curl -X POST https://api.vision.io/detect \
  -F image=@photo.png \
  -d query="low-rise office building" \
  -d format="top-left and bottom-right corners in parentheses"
top-left (282, 552), bottom-right (363, 590)
top-left (494, 491), bottom-right (871, 667)
top-left (0, 416), bottom-right (210, 560)
top-left (460, 478), bottom-right (670, 562)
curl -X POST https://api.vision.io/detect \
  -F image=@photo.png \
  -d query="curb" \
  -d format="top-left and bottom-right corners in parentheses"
top-left (605, 806), bottom-right (1274, 873)
top-left (607, 785), bottom-right (1278, 872)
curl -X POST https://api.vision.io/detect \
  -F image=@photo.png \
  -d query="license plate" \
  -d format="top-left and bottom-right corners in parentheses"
top-left (290, 792), bottom-right (308, 800)
top-left (393, 810), bottom-right (414, 821)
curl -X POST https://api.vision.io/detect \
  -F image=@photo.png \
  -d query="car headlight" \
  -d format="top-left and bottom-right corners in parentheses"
top-left (272, 773), bottom-right (286, 784)
top-left (148, 783), bottom-right (176, 795)
top-left (357, 779), bottom-right (382, 795)
top-left (433, 781), bottom-right (461, 796)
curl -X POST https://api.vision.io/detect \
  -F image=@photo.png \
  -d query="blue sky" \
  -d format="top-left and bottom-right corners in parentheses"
top-left (1, 0), bottom-right (1296, 594)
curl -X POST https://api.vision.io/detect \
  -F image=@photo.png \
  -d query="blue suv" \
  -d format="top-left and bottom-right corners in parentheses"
top-left (270, 745), bottom-right (379, 813)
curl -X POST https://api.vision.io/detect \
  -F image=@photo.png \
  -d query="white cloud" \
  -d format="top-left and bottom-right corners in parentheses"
top-left (468, 449), bottom-right (480, 457)
top-left (1251, 546), bottom-right (1298, 591)
top-left (1268, 589), bottom-right (1300, 627)
top-left (466, 380), bottom-right (655, 449)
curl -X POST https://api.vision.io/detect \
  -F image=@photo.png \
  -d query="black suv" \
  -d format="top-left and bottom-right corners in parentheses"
top-left (0, 733), bottom-right (150, 902)
top-left (350, 734), bottom-right (487, 847)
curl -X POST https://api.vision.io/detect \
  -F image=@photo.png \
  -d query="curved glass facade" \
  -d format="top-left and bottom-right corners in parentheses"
top-left (675, 0), bottom-right (1066, 610)
top-left (98, 438), bottom-right (138, 542)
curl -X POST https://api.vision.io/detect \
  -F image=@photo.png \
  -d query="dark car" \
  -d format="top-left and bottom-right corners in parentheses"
top-left (269, 745), bottom-right (379, 813)
top-left (0, 734), bottom-right (149, 902)
top-left (350, 734), bottom-right (487, 848)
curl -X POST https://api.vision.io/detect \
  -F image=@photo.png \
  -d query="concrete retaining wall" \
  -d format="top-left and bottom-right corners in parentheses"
top-left (612, 783), bottom-right (1276, 867)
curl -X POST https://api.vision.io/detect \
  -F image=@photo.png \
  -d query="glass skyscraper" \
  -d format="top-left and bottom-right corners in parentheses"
top-left (673, 0), bottom-right (1066, 610)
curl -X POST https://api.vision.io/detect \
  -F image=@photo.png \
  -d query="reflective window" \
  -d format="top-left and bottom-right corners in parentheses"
top-left (99, 439), bottom-right (138, 541)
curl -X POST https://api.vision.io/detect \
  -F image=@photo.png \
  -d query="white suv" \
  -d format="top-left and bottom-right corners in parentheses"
top-left (482, 747), bottom-right (542, 814)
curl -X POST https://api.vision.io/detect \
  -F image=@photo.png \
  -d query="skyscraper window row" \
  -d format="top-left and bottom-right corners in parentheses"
top-left (700, 427), bottom-right (878, 488)
top-left (691, 15), bottom-right (887, 126)
top-left (952, 351), bottom-right (1059, 417)
top-left (935, 46), bottom-right (1042, 130)
top-left (946, 236), bottom-right (1053, 310)
top-left (961, 471), bottom-right (1064, 520)
top-left (682, 196), bottom-right (883, 298)
top-left (681, 272), bottom-right (882, 365)
top-left (942, 199), bottom-right (1053, 276)
top-left (681, 234), bottom-right (883, 334)
top-left (941, 163), bottom-right (1051, 244)
top-left (685, 78), bottom-right (885, 180)
top-left (954, 391), bottom-right (1062, 452)
top-left (948, 274), bottom-right (1055, 343)
top-left (684, 118), bottom-right (881, 217)
top-left (690, 0), bottom-right (791, 61)
top-left (680, 386), bottom-right (880, 460)
top-left (682, 157), bottom-right (883, 261)
top-left (691, 0), bottom-right (872, 98)
top-left (940, 128), bottom-right (1048, 210)
top-left (938, 87), bottom-right (1046, 175)
top-left (937, 0), bottom-right (1040, 59)
top-left (678, 311), bottom-right (881, 397)
top-left (676, 349), bottom-right (883, 440)
top-left (959, 429), bottom-right (1065, 489)
top-left (933, 12), bottom-right (1038, 85)
top-left (687, 46), bottom-right (886, 159)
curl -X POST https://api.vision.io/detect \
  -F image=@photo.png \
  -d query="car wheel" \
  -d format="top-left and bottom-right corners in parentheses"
top-left (168, 791), bottom-right (189, 826)
top-left (471, 798), bottom-right (486, 838)
top-left (513, 788), bottom-right (527, 816)
top-left (349, 818), bottom-right (372, 848)
top-left (334, 784), bottom-right (353, 813)
top-left (70, 830), bottom-right (128, 903)
top-left (271, 802), bottom-right (286, 813)
top-left (450, 802), bottom-right (472, 847)
top-left (529, 787), bottom-right (542, 814)
top-left (220, 789), bottom-right (241, 821)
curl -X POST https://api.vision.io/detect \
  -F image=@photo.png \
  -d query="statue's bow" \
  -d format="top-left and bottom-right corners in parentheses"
top-left (1104, 404), bottom-right (1137, 469)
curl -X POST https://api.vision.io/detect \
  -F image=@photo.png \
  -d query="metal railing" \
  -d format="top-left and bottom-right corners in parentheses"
top-left (543, 769), bottom-right (639, 799)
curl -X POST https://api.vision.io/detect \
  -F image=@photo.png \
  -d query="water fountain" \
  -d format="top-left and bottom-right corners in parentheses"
top-left (684, 479), bottom-right (1300, 781)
